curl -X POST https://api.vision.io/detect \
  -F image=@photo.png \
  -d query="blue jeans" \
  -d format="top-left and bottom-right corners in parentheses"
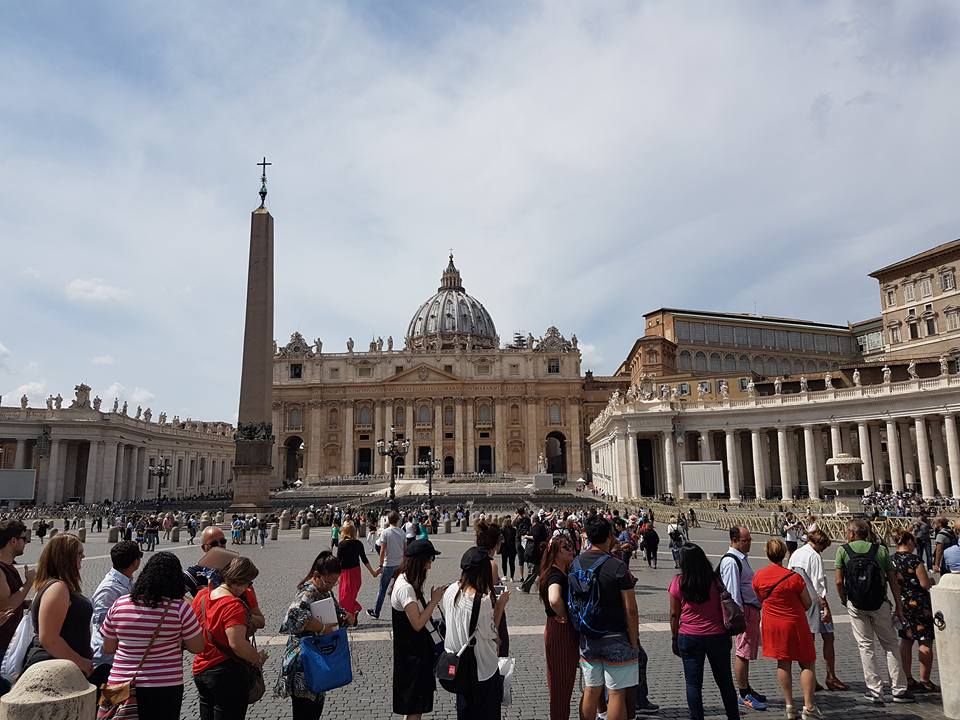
top-left (677, 633), bottom-right (740, 720)
top-left (917, 539), bottom-right (933, 569)
top-left (373, 564), bottom-right (398, 617)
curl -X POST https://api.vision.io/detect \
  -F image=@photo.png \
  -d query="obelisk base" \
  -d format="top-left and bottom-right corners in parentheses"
top-left (230, 439), bottom-right (273, 512)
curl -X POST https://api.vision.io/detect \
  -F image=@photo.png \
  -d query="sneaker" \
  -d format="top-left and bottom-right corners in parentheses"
top-left (861, 693), bottom-right (884, 705)
top-left (891, 691), bottom-right (916, 704)
top-left (738, 694), bottom-right (767, 711)
top-left (784, 704), bottom-right (796, 720)
top-left (635, 699), bottom-right (659, 714)
top-left (800, 706), bottom-right (823, 720)
top-left (747, 688), bottom-right (768, 704)
top-left (365, 609), bottom-right (379, 620)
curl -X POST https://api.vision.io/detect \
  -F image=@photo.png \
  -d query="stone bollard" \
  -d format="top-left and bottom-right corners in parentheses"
top-left (31, 520), bottom-right (39, 532)
top-left (48, 528), bottom-right (58, 539)
top-left (171, 527), bottom-right (181, 543)
top-left (108, 526), bottom-right (120, 543)
top-left (301, 524), bottom-right (310, 540)
top-left (444, 519), bottom-right (451, 534)
top-left (932, 573), bottom-right (960, 718)
top-left (77, 528), bottom-right (86, 543)
top-left (461, 518), bottom-right (468, 532)
top-left (201, 519), bottom-right (212, 530)
top-left (0, 658), bottom-right (96, 719)
top-left (270, 524), bottom-right (279, 541)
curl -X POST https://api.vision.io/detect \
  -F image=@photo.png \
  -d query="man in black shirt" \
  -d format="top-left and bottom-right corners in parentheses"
top-left (520, 514), bottom-right (549, 593)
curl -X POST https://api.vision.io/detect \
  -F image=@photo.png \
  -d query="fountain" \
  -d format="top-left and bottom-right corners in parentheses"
top-left (823, 452), bottom-right (870, 515)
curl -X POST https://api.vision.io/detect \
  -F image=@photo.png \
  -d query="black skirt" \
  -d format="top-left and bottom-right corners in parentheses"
top-left (392, 607), bottom-right (437, 715)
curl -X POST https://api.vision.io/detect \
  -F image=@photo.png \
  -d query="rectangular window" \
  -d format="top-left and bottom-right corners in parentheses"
top-left (943, 272), bottom-right (956, 291)
top-left (789, 332), bottom-right (802, 351)
top-left (814, 334), bottom-right (826, 351)
top-left (762, 329), bottom-right (776, 348)
top-left (675, 320), bottom-right (690, 341)
top-left (329, 367), bottom-right (340, 379)
top-left (775, 330), bottom-right (789, 349)
top-left (509, 363), bottom-right (520, 375)
top-left (444, 364), bottom-right (454, 373)
top-left (886, 289), bottom-right (896, 307)
top-left (395, 365), bottom-right (404, 374)
top-left (920, 278), bottom-right (932, 297)
top-left (910, 323), bottom-right (920, 340)
top-left (926, 319), bottom-right (936, 336)
top-left (719, 325), bottom-right (734, 346)
top-left (748, 328), bottom-right (762, 347)
top-left (948, 313), bottom-right (960, 331)
top-left (547, 358), bottom-right (560, 374)
top-left (802, 333), bottom-right (814, 351)
top-left (479, 431), bottom-right (490, 439)
top-left (904, 283), bottom-right (915, 301)
top-left (358, 366), bottom-right (372, 378)
top-left (289, 363), bottom-right (302, 379)
top-left (705, 323), bottom-right (720, 343)
top-left (827, 335), bottom-right (840, 354)
top-left (738, 378), bottom-right (750, 391)
top-left (734, 326), bottom-right (748, 346)
top-left (477, 364), bottom-right (491, 375)
top-left (691, 322), bottom-right (706, 343)
top-left (678, 382), bottom-right (690, 396)
top-left (444, 432), bottom-right (454, 439)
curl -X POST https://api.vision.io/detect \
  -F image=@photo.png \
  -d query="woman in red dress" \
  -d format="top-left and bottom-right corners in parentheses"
top-left (753, 538), bottom-right (820, 720)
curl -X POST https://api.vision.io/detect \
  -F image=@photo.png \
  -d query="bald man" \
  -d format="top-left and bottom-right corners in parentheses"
top-left (183, 525), bottom-right (264, 629)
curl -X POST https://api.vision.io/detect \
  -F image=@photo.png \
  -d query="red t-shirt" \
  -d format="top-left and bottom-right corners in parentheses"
top-left (191, 588), bottom-right (249, 675)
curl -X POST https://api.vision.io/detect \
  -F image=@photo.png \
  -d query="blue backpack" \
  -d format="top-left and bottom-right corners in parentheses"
top-left (568, 552), bottom-right (612, 638)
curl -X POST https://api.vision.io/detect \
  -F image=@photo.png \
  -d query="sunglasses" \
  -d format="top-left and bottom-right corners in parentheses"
top-left (207, 538), bottom-right (228, 547)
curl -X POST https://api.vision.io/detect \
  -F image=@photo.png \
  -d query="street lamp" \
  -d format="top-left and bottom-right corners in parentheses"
top-left (417, 450), bottom-right (442, 509)
top-left (376, 426), bottom-right (410, 511)
top-left (148, 458), bottom-right (172, 508)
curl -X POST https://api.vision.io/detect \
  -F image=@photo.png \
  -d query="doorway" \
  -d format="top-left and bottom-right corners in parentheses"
top-left (356, 447), bottom-right (372, 475)
top-left (284, 436), bottom-right (304, 482)
top-left (443, 455), bottom-right (454, 476)
top-left (477, 445), bottom-right (493, 474)
top-left (637, 438), bottom-right (655, 496)
top-left (545, 432), bottom-right (567, 475)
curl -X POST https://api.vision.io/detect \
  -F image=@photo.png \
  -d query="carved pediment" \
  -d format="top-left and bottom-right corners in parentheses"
top-left (386, 363), bottom-right (459, 384)
top-left (535, 326), bottom-right (573, 353)
top-left (277, 331), bottom-right (315, 359)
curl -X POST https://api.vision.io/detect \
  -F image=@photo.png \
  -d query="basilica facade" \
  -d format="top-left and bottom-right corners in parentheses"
top-left (271, 256), bottom-right (624, 484)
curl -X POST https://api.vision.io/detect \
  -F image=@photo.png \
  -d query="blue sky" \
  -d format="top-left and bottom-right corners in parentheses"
top-left (2, 1), bottom-right (959, 421)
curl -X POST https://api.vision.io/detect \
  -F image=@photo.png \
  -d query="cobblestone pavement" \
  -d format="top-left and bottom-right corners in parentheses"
top-left (19, 524), bottom-right (946, 719)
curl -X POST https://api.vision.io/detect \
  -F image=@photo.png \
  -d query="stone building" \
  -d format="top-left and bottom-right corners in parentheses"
top-left (272, 255), bottom-right (623, 484)
top-left (589, 239), bottom-right (960, 501)
top-left (0, 384), bottom-right (234, 503)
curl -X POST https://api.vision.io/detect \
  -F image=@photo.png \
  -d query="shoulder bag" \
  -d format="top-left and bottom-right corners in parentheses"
top-left (436, 591), bottom-right (482, 694)
top-left (299, 627), bottom-right (353, 694)
top-left (96, 602), bottom-right (174, 720)
top-left (714, 577), bottom-right (746, 637)
top-left (200, 595), bottom-right (266, 704)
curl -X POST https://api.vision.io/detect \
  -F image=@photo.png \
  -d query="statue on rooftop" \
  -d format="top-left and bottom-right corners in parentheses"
top-left (135, 405), bottom-right (142, 420)
top-left (121, 401), bottom-right (128, 416)
top-left (799, 376), bottom-right (807, 393)
top-left (112, 398), bottom-right (119, 413)
top-left (907, 360), bottom-right (919, 380)
top-left (93, 396), bottom-right (102, 411)
top-left (346, 337), bottom-right (354, 353)
top-left (774, 377), bottom-right (782, 395)
top-left (143, 408), bottom-right (152, 423)
top-left (20, 394), bottom-right (28, 409)
top-left (387, 336), bottom-right (393, 352)
top-left (882, 365), bottom-right (892, 383)
top-left (852, 368), bottom-right (861, 387)
top-left (824, 372), bottom-right (834, 390)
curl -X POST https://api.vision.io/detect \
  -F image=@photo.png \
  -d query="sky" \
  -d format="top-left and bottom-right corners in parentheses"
top-left (2, 1), bottom-right (959, 422)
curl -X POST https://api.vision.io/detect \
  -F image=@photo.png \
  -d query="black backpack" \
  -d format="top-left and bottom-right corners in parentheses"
top-left (841, 543), bottom-right (885, 611)
top-left (436, 592), bottom-right (481, 694)
top-left (939, 529), bottom-right (958, 574)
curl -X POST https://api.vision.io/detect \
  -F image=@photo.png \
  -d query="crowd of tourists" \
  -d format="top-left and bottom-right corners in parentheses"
top-left (0, 502), bottom-right (957, 720)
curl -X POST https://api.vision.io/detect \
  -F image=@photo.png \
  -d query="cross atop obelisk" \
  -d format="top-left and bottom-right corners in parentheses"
top-left (257, 156), bottom-right (271, 208)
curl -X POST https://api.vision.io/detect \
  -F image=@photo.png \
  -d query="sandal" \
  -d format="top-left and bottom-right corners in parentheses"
top-left (825, 678), bottom-right (849, 691)
top-left (921, 681), bottom-right (940, 693)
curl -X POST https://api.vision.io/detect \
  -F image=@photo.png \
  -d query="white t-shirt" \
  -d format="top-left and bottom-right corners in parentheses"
top-left (784, 522), bottom-right (801, 542)
top-left (788, 542), bottom-right (825, 631)
top-left (391, 574), bottom-right (422, 613)
top-left (378, 526), bottom-right (406, 566)
top-left (404, 521), bottom-right (416, 539)
top-left (441, 584), bottom-right (498, 682)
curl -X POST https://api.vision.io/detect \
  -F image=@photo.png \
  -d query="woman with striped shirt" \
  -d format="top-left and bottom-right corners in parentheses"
top-left (100, 552), bottom-right (205, 720)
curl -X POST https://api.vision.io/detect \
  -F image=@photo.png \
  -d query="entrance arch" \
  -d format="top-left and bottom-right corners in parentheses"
top-left (545, 432), bottom-right (567, 476)
top-left (284, 436), bottom-right (304, 482)
top-left (443, 455), bottom-right (454, 476)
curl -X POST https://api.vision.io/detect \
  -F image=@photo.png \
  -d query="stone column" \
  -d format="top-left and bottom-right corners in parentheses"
top-left (870, 424), bottom-right (887, 489)
top-left (568, 400), bottom-right (582, 477)
top-left (829, 424), bottom-right (843, 479)
top-left (13, 439), bottom-right (26, 469)
top-left (100, 441), bottom-right (118, 502)
top-left (899, 420), bottom-right (917, 490)
top-left (664, 431), bottom-right (679, 497)
top-left (433, 400), bottom-right (443, 466)
top-left (342, 403), bottom-right (354, 476)
top-left (374, 401), bottom-right (384, 475)
top-left (750, 429), bottom-right (768, 500)
top-left (802, 426), bottom-right (820, 499)
top-left (136, 447), bottom-right (148, 499)
top-left (929, 417), bottom-right (950, 497)
top-left (915, 416), bottom-right (935, 499)
top-left (83, 441), bottom-right (100, 503)
top-left (886, 420), bottom-right (905, 492)
top-left (626, 431), bottom-right (639, 499)
top-left (614, 431), bottom-right (629, 499)
top-left (465, 400), bottom-right (475, 473)
top-left (494, 400), bottom-right (506, 475)
top-left (526, 399), bottom-right (539, 472)
top-left (404, 400), bottom-right (414, 475)
top-left (43, 439), bottom-right (62, 504)
top-left (113, 444), bottom-right (126, 501)
top-left (944, 414), bottom-right (960, 499)
top-left (699, 431), bottom-right (713, 461)
top-left (306, 404), bottom-right (322, 480)
top-left (453, 400), bottom-right (464, 474)
top-left (857, 421), bottom-right (875, 491)
top-left (812, 428), bottom-right (826, 490)
top-left (725, 430), bottom-right (742, 501)
top-left (777, 427), bottom-right (793, 501)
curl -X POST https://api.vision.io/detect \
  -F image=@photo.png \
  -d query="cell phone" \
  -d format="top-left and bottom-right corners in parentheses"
top-left (493, 584), bottom-right (506, 595)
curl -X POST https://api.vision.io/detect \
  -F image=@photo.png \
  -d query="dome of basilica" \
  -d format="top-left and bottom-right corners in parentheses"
top-left (406, 255), bottom-right (498, 351)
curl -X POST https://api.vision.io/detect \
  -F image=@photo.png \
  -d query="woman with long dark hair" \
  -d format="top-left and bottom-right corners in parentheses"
top-left (668, 543), bottom-right (739, 720)
top-left (442, 547), bottom-right (510, 720)
top-left (539, 535), bottom-right (578, 720)
top-left (275, 551), bottom-right (352, 720)
top-left (100, 552), bottom-right (205, 720)
top-left (475, 519), bottom-right (510, 657)
top-left (392, 539), bottom-right (446, 720)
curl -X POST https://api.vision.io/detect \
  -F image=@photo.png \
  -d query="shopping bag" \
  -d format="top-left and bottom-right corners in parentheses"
top-left (498, 657), bottom-right (516, 706)
top-left (0, 613), bottom-right (33, 682)
top-left (300, 628), bottom-right (352, 694)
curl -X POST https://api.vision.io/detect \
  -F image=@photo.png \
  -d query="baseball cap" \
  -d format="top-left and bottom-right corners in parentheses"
top-left (405, 539), bottom-right (440, 558)
top-left (460, 546), bottom-right (490, 569)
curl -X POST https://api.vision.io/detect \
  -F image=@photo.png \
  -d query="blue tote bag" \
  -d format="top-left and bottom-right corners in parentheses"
top-left (300, 628), bottom-right (353, 694)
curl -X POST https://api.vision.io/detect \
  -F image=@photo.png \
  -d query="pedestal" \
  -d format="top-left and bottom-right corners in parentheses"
top-left (931, 574), bottom-right (960, 718)
top-left (533, 473), bottom-right (554, 491)
top-left (230, 455), bottom-right (273, 513)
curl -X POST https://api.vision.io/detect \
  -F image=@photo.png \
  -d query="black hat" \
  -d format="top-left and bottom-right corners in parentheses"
top-left (405, 539), bottom-right (440, 558)
top-left (460, 546), bottom-right (490, 569)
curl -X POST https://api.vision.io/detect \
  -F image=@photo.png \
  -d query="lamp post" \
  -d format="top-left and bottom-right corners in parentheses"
top-left (148, 458), bottom-right (172, 509)
top-left (417, 451), bottom-right (442, 509)
top-left (376, 426), bottom-right (410, 511)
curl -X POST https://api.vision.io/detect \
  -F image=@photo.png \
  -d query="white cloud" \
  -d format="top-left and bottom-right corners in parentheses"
top-left (101, 382), bottom-right (126, 404)
top-left (20, 267), bottom-right (40, 279)
top-left (3, 381), bottom-right (46, 407)
top-left (65, 278), bottom-right (129, 303)
top-left (130, 387), bottom-right (155, 404)
top-left (579, 343), bottom-right (604, 369)
top-left (91, 355), bottom-right (115, 365)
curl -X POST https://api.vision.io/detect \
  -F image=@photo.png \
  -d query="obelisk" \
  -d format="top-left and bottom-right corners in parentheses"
top-left (231, 158), bottom-right (275, 510)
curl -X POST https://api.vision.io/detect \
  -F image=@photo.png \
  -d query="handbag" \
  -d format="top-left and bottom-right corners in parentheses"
top-left (300, 627), bottom-right (353, 694)
top-left (0, 612), bottom-right (34, 681)
top-left (436, 591), bottom-right (482, 694)
top-left (199, 595), bottom-right (266, 704)
top-left (715, 578), bottom-right (746, 636)
top-left (96, 602), bottom-right (174, 720)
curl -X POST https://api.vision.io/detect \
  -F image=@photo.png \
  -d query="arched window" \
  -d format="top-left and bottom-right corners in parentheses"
top-left (678, 350), bottom-right (692, 371)
top-left (418, 405), bottom-right (431, 424)
top-left (764, 357), bottom-right (778, 376)
top-left (709, 353), bottom-right (722, 372)
top-left (394, 405), bottom-right (405, 425)
top-left (510, 404), bottom-right (520, 424)
top-left (478, 404), bottom-right (492, 423)
top-left (288, 407), bottom-right (302, 429)
top-left (694, 352), bottom-right (707, 372)
top-left (358, 406), bottom-right (372, 425)
top-left (328, 408), bottom-right (339, 428)
top-left (548, 404), bottom-right (562, 424)
top-left (723, 354), bottom-right (736, 372)
top-left (738, 355), bottom-right (750, 372)
top-left (444, 405), bottom-right (454, 426)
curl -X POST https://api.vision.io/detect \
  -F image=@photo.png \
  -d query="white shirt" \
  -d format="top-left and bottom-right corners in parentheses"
top-left (404, 521), bottom-right (416, 538)
top-left (719, 547), bottom-right (758, 608)
top-left (391, 574), bottom-right (422, 613)
top-left (441, 584), bottom-right (498, 682)
top-left (378, 526), bottom-right (406, 567)
top-left (788, 542), bottom-right (825, 631)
